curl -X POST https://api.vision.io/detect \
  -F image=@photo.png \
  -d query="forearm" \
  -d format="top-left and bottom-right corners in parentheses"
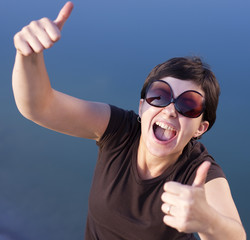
top-left (198, 207), bottom-right (246, 240)
top-left (12, 51), bottom-right (53, 119)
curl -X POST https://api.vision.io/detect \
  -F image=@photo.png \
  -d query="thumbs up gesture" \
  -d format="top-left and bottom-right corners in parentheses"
top-left (14, 2), bottom-right (74, 56)
top-left (161, 161), bottom-right (212, 233)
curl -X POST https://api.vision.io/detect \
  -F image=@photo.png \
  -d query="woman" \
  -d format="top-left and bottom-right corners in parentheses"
top-left (12, 2), bottom-right (246, 239)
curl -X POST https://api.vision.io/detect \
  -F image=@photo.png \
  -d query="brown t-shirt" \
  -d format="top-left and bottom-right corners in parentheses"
top-left (85, 105), bottom-right (225, 240)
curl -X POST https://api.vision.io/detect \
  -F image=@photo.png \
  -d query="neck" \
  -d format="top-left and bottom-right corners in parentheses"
top-left (137, 143), bottom-right (179, 180)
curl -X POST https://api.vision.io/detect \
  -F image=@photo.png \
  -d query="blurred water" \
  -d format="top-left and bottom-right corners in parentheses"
top-left (1, 0), bottom-right (249, 239)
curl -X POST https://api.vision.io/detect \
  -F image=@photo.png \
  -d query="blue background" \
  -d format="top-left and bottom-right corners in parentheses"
top-left (1, 0), bottom-right (249, 239)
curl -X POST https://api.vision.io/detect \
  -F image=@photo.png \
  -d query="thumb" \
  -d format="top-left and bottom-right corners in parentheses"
top-left (192, 161), bottom-right (211, 187)
top-left (54, 1), bottom-right (74, 31)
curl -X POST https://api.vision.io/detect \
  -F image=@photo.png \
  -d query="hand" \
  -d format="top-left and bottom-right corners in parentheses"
top-left (13, 1), bottom-right (74, 56)
top-left (161, 161), bottom-right (211, 233)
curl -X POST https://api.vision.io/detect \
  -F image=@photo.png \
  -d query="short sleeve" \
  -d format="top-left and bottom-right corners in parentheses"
top-left (97, 105), bottom-right (140, 151)
top-left (206, 160), bottom-right (226, 183)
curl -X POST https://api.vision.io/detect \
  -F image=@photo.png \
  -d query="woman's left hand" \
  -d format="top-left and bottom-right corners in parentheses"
top-left (161, 161), bottom-right (212, 233)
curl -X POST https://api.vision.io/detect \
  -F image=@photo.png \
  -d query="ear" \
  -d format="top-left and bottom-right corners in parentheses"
top-left (138, 99), bottom-right (144, 118)
top-left (193, 120), bottom-right (209, 138)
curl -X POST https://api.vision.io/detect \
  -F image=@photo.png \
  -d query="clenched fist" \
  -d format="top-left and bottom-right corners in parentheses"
top-left (13, 1), bottom-right (74, 56)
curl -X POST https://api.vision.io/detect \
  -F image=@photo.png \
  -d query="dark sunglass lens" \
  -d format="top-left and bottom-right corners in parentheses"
top-left (176, 91), bottom-right (204, 118)
top-left (146, 81), bottom-right (172, 107)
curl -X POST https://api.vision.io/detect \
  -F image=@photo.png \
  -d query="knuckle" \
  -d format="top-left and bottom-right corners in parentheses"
top-left (163, 215), bottom-right (168, 225)
top-left (36, 46), bottom-right (44, 53)
top-left (29, 20), bottom-right (38, 28)
top-left (52, 32), bottom-right (61, 42)
top-left (13, 33), bottom-right (21, 43)
top-left (178, 222), bottom-right (188, 233)
top-left (40, 17), bottom-right (50, 24)
top-left (44, 41), bottom-right (53, 49)
top-left (161, 203), bottom-right (167, 213)
top-left (21, 26), bottom-right (30, 35)
top-left (161, 192), bottom-right (167, 201)
top-left (17, 47), bottom-right (32, 56)
top-left (163, 182), bottom-right (169, 191)
top-left (22, 50), bottom-right (32, 57)
top-left (31, 44), bottom-right (43, 54)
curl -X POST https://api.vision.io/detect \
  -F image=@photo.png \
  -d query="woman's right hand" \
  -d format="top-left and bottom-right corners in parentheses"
top-left (13, 1), bottom-right (74, 56)
top-left (12, 1), bottom-right (111, 141)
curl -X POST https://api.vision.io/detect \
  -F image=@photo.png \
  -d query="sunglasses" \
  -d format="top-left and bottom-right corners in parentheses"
top-left (144, 80), bottom-right (205, 118)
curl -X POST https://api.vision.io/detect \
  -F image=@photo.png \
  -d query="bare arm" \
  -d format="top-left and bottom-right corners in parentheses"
top-left (12, 2), bottom-right (110, 141)
top-left (161, 162), bottom-right (246, 240)
top-left (198, 177), bottom-right (246, 240)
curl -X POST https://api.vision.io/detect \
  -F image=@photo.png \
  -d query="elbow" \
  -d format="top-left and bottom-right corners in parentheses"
top-left (15, 102), bottom-right (37, 122)
top-left (14, 97), bottom-right (46, 123)
top-left (241, 227), bottom-right (247, 240)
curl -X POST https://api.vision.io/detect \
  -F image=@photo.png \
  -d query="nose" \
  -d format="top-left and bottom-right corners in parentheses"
top-left (162, 102), bottom-right (178, 118)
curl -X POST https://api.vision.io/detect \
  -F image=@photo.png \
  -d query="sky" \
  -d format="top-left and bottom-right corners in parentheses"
top-left (0, 0), bottom-right (249, 239)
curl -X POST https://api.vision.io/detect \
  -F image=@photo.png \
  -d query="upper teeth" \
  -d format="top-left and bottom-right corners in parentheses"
top-left (156, 122), bottom-right (175, 131)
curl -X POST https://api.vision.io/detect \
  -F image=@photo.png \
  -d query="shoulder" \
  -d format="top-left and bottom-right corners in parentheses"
top-left (174, 140), bottom-right (225, 184)
top-left (97, 105), bottom-right (140, 149)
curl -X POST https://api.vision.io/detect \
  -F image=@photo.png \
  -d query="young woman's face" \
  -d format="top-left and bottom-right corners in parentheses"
top-left (139, 77), bottom-right (209, 162)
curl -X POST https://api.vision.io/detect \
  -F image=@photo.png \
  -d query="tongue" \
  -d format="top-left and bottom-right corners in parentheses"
top-left (155, 126), bottom-right (175, 141)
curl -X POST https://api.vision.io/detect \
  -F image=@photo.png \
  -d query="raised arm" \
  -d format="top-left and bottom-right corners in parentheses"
top-left (12, 2), bottom-right (110, 141)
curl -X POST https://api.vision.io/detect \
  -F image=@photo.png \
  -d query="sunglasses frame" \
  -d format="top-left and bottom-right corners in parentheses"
top-left (144, 80), bottom-right (205, 118)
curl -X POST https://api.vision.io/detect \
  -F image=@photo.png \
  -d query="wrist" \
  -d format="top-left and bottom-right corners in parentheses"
top-left (198, 206), bottom-right (246, 240)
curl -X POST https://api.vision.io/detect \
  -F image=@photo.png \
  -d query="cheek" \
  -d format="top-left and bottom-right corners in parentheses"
top-left (179, 117), bottom-right (201, 137)
top-left (140, 102), bottom-right (159, 120)
top-left (140, 101), bottom-right (150, 113)
top-left (140, 107), bottom-right (161, 134)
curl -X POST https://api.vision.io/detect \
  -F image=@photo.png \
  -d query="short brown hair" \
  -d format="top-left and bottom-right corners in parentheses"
top-left (140, 57), bottom-right (220, 131)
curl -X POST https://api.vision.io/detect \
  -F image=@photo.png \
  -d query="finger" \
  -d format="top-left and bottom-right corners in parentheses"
top-left (163, 181), bottom-right (190, 195)
top-left (161, 191), bottom-right (179, 206)
top-left (38, 18), bottom-right (61, 43)
top-left (45, 22), bottom-right (61, 42)
top-left (192, 161), bottom-right (211, 187)
top-left (163, 215), bottom-right (190, 233)
top-left (163, 215), bottom-right (182, 232)
top-left (14, 35), bottom-right (33, 56)
top-left (17, 27), bottom-right (45, 54)
top-left (163, 181), bottom-right (180, 194)
top-left (26, 35), bottom-right (44, 54)
top-left (161, 203), bottom-right (175, 216)
top-left (36, 29), bottom-right (54, 49)
top-left (54, 1), bottom-right (74, 31)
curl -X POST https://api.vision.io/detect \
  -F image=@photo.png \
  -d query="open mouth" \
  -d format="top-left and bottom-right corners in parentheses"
top-left (153, 121), bottom-right (177, 142)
